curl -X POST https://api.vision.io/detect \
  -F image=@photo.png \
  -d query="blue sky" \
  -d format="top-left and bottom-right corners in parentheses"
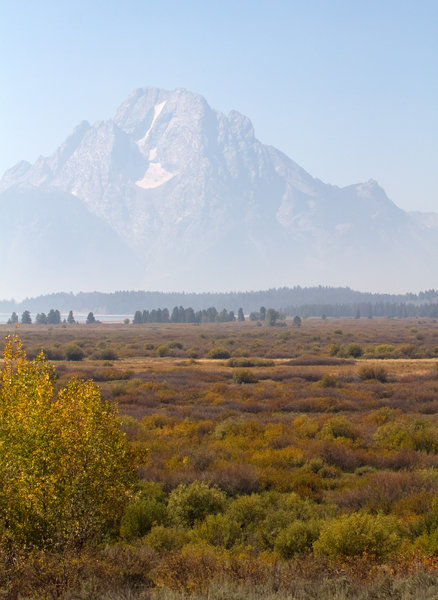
top-left (1, 0), bottom-right (437, 211)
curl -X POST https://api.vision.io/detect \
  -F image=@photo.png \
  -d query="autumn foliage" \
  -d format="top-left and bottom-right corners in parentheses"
top-left (0, 335), bottom-right (135, 551)
top-left (1, 319), bottom-right (438, 597)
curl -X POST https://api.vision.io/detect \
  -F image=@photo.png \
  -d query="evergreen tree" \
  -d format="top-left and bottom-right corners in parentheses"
top-left (86, 312), bottom-right (96, 325)
top-left (67, 310), bottom-right (75, 324)
top-left (265, 309), bottom-right (279, 326)
top-left (47, 309), bottom-right (61, 325)
top-left (7, 312), bottom-right (18, 325)
top-left (237, 308), bottom-right (245, 322)
top-left (184, 307), bottom-right (196, 323)
top-left (35, 313), bottom-right (48, 325)
top-left (21, 311), bottom-right (32, 325)
top-left (293, 315), bottom-right (302, 327)
top-left (133, 311), bottom-right (143, 324)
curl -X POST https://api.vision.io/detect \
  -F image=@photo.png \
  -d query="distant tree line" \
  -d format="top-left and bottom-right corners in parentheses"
top-left (7, 310), bottom-right (97, 325)
top-left (133, 306), bottom-right (240, 324)
top-left (284, 302), bottom-right (438, 319)
top-left (132, 306), bottom-right (295, 327)
top-left (2, 286), bottom-right (438, 315)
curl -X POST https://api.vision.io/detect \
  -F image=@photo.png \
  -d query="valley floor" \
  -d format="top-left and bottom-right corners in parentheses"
top-left (2, 317), bottom-right (438, 598)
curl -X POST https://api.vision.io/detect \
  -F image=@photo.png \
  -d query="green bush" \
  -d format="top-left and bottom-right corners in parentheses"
top-left (319, 416), bottom-right (356, 441)
top-left (275, 519), bottom-right (321, 559)
top-left (119, 497), bottom-right (166, 540)
top-left (39, 346), bottom-right (65, 361)
top-left (233, 368), bottom-right (257, 384)
top-left (373, 344), bottom-right (395, 358)
top-left (65, 344), bottom-right (85, 361)
top-left (320, 374), bottom-right (336, 388)
top-left (190, 513), bottom-right (241, 549)
top-left (344, 343), bottom-right (363, 358)
top-left (167, 481), bottom-right (227, 527)
top-left (207, 348), bottom-right (231, 359)
top-left (329, 343), bottom-right (341, 356)
top-left (258, 494), bottom-right (325, 550)
top-left (313, 512), bottom-right (400, 559)
top-left (226, 494), bottom-right (267, 529)
top-left (100, 348), bottom-right (118, 361)
top-left (397, 344), bottom-right (419, 358)
top-left (143, 525), bottom-right (188, 552)
top-left (414, 530), bottom-right (438, 555)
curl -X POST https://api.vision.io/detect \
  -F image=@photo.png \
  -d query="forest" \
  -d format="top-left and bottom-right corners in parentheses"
top-left (2, 317), bottom-right (438, 598)
top-left (2, 285), bottom-right (438, 316)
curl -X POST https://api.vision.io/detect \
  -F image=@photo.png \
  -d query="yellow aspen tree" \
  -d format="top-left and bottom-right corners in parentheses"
top-left (0, 335), bottom-right (137, 551)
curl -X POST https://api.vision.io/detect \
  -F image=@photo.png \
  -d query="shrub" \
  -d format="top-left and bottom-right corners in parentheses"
top-left (319, 416), bottom-right (356, 441)
top-left (233, 368), bottom-right (257, 384)
top-left (119, 497), bottom-right (166, 540)
top-left (100, 348), bottom-right (118, 361)
top-left (313, 512), bottom-right (400, 559)
top-left (375, 419), bottom-right (438, 453)
top-left (207, 348), bottom-right (231, 359)
top-left (228, 358), bottom-right (274, 367)
top-left (320, 374), bottom-right (337, 388)
top-left (143, 525), bottom-right (188, 552)
top-left (373, 344), bottom-right (396, 358)
top-left (65, 344), bottom-right (85, 361)
top-left (397, 344), bottom-right (419, 358)
top-left (329, 343), bottom-right (341, 356)
top-left (157, 345), bottom-right (170, 357)
top-left (39, 346), bottom-right (65, 361)
top-left (190, 513), bottom-right (241, 548)
top-left (344, 343), bottom-right (363, 358)
top-left (359, 365), bottom-right (387, 382)
top-left (226, 494), bottom-right (267, 529)
top-left (414, 530), bottom-right (438, 555)
top-left (275, 519), bottom-right (321, 559)
top-left (207, 463), bottom-right (260, 495)
top-left (167, 481), bottom-right (227, 527)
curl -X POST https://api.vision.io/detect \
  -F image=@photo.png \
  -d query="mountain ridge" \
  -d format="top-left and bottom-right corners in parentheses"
top-left (1, 86), bottom-right (437, 298)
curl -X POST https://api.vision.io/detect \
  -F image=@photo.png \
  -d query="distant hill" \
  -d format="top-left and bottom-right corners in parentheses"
top-left (1, 86), bottom-right (438, 298)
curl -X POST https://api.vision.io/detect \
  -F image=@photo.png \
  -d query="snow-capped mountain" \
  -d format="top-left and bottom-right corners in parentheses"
top-left (1, 86), bottom-right (436, 298)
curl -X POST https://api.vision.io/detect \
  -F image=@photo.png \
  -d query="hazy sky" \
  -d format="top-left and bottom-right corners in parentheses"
top-left (1, 0), bottom-right (437, 212)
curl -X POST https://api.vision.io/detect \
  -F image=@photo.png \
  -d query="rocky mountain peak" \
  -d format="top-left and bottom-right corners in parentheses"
top-left (0, 86), bottom-right (437, 298)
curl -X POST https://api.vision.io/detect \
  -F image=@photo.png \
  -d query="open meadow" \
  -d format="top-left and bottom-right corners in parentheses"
top-left (2, 317), bottom-right (438, 598)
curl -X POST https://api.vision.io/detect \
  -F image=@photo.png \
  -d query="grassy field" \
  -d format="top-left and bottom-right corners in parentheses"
top-left (2, 317), bottom-right (438, 598)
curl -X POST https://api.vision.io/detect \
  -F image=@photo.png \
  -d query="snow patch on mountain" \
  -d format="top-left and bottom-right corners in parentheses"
top-left (136, 101), bottom-right (166, 151)
top-left (135, 162), bottom-right (176, 189)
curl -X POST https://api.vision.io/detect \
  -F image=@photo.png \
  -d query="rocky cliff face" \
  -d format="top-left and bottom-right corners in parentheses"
top-left (1, 86), bottom-right (436, 298)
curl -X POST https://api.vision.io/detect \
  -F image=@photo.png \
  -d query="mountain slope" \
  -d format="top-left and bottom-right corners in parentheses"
top-left (1, 86), bottom-right (436, 297)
